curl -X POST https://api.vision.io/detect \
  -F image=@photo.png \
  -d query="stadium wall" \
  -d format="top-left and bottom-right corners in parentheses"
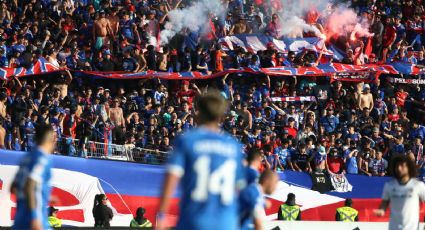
top-left (0, 150), bottom-right (424, 226)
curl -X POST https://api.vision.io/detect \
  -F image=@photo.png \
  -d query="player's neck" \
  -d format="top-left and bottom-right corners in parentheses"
top-left (38, 145), bottom-right (52, 155)
top-left (397, 175), bottom-right (410, 185)
top-left (200, 123), bottom-right (220, 132)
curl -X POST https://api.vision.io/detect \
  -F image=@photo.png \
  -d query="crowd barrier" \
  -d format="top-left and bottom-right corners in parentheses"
top-left (52, 136), bottom-right (169, 164)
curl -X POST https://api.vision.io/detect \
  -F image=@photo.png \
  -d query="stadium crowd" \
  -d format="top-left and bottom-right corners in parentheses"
top-left (0, 0), bottom-right (425, 177)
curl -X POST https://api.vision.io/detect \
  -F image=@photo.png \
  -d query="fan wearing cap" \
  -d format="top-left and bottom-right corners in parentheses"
top-left (327, 147), bottom-right (345, 174)
top-left (312, 144), bottom-right (327, 171)
top-left (93, 9), bottom-right (113, 50)
top-left (176, 80), bottom-right (201, 109)
top-left (320, 107), bottom-right (339, 133)
top-left (48, 206), bottom-right (62, 228)
top-left (284, 117), bottom-right (297, 138)
top-left (357, 83), bottom-right (373, 113)
top-left (404, 46), bottom-right (418, 64)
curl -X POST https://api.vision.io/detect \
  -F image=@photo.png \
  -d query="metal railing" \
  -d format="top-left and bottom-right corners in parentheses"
top-left (22, 134), bottom-right (170, 163)
top-left (53, 136), bottom-right (168, 163)
top-left (128, 146), bottom-right (169, 164)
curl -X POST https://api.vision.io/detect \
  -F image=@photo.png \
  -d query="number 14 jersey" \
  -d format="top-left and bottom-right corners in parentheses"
top-left (167, 127), bottom-right (245, 230)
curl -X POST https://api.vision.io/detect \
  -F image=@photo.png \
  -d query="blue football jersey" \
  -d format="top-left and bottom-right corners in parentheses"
top-left (13, 148), bottom-right (52, 229)
top-left (239, 183), bottom-right (264, 230)
top-left (167, 127), bottom-right (245, 230)
top-left (245, 166), bottom-right (259, 185)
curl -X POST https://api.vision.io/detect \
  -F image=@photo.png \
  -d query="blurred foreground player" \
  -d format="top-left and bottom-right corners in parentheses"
top-left (374, 155), bottom-right (425, 230)
top-left (157, 91), bottom-right (245, 230)
top-left (11, 124), bottom-right (56, 230)
top-left (239, 170), bottom-right (279, 230)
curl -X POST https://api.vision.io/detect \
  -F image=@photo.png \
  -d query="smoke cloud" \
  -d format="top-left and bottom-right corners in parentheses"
top-left (325, 5), bottom-right (374, 40)
top-left (159, 0), bottom-right (373, 44)
top-left (159, 0), bottom-right (225, 45)
top-left (277, 0), bottom-right (329, 38)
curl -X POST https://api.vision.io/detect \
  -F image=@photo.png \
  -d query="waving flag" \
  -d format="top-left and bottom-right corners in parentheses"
top-left (0, 58), bottom-right (60, 80)
top-left (219, 34), bottom-right (334, 56)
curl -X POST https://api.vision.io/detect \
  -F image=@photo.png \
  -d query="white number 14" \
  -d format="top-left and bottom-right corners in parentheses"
top-left (191, 155), bottom-right (236, 205)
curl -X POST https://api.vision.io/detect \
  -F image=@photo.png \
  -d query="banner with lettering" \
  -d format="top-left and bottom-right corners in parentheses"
top-left (388, 77), bottom-right (425, 85)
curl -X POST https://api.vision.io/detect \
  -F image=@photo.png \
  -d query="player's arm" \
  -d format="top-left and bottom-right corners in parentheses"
top-left (157, 172), bottom-right (180, 229)
top-left (25, 178), bottom-right (42, 229)
top-left (374, 199), bottom-right (389, 216)
top-left (374, 182), bottom-right (390, 216)
top-left (253, 216), bottom-right (263, 230)
top-left (158, 172), bottom-right (180, 213)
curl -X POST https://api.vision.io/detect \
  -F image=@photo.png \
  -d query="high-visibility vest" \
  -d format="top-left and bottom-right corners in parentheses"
top-left (336, 206), bottom-right (358, 222)
top-left (280, 204), bottom-right (300, 221)
top-left (130, 218), bottom-right (153, 228)
top-left (48, 216), bottom-right (62, 228)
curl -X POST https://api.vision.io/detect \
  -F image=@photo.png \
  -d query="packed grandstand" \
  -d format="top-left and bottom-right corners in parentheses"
top-left (1, 0), bottom-right (425, 228)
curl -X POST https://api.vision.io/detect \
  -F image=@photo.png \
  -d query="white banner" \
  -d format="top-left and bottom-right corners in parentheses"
top-left (330, 173), bottom-right (353, 193)
top-left (0, 165), bottom-right (132, 227)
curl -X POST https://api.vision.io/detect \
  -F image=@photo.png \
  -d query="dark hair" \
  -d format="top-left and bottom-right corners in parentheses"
top-left (263, 144), bottom-right (272, 152)
top-left (345, 198), bottom-right (353, 207)
top-left (247, 148), bottom-right (261, 164)
top-left (390, 155), bottom-right (417, 179)
top-left (94, 194), bottom-right (105, 206)
top-left (135, 207), bottom-right (146, 224)
top-left (195, 90), bottom-right (227, 124)
top-left (286, 193), bottom-right (296, 205)
top-left (34, 124), bottom-right (54, 145)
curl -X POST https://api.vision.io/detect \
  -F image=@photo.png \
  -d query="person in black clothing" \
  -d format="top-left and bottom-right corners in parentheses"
top-left (100, 50), bottom-right (117, 71)
top-left (180, 47), bottom-right (192, 71)
top-left (292, 143), bottom-right (311, 172)
top-left (146, 45), bottom-right (157, 70)
top-left (92, 194), bottom-right (113, 227)
top-left (11, 94), bottom-right (28, 125)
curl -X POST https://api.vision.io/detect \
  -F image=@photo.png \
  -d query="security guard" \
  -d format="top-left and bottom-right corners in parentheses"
top-left (278, 193), bottom-right (301, 221)
top-left (48, 206), bottom-right (62, 228)
top-left (130, 207), bottom-right (153, 228)
top-left (336, 198), bottom-right (359, 222)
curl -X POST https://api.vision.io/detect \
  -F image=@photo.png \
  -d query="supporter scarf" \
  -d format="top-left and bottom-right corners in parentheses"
top-left (330, 71), bottom-right (377, 83)
top-left (270, 96), bottom-right (316, 102)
